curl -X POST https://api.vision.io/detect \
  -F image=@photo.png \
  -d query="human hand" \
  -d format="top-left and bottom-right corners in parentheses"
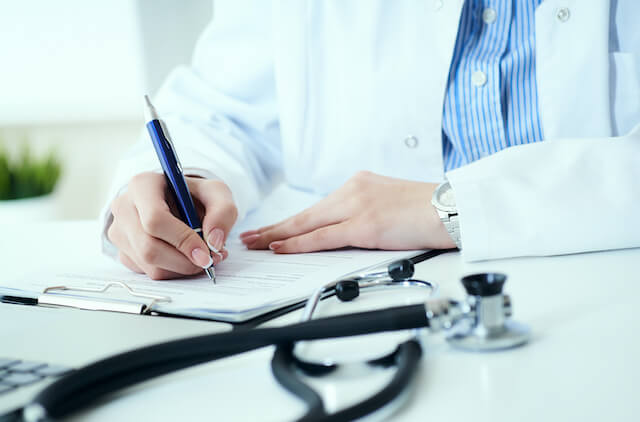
top-left (240, 171), bottom-right (455, 253)
top-left (107, 172), bottom-right (238, 279)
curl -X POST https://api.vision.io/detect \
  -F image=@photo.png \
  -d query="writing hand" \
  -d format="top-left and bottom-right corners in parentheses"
top-left (107, 172), bottom-right (237, 279)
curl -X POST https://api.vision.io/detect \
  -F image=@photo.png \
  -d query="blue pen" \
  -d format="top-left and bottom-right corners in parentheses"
top-left (144, 95), bottom-right (216, 283)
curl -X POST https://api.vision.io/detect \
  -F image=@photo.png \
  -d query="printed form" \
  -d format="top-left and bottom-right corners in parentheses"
top-left (17, 240), bottom-right (415, 321)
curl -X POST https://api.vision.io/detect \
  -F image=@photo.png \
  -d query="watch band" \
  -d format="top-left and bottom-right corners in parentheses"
top-left (442, 213), bottom-right (461, 249)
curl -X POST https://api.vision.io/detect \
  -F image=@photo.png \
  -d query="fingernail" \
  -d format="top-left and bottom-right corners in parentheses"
top-left (242, 233), bottom-right (260, 244)
top-left (269, 241), bottom-right (282, 251)
top-left (192, 248), bottom-right (213, 268)
top-left (207, 228), bottom-right (225, 251)
top-left (210, 247), bottom-right (224, 261)
top-left (211, 253), bottom-right (222, 265)
top-left (239, 230), bottom-right (258, 239)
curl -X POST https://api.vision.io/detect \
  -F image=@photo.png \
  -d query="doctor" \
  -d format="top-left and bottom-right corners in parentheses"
top-left (104, 0), bottom-right (640, 280)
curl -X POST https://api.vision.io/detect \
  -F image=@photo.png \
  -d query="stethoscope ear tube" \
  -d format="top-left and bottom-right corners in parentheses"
top-left (28, 304), bottom-right (429, 420)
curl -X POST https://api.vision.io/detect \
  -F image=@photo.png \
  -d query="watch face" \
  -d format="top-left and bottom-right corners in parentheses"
top-left (439, 187), bottom-right (455, 207)
top-left (434, 182), bottom-right (457, 212)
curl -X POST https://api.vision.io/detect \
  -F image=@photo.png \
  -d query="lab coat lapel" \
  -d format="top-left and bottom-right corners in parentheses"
top-left (422, 0), bottom-right (464, 178)
top-left (431, 0), bottom-right (465, 68)
top-left (535, 0), bottom-right (612, 139)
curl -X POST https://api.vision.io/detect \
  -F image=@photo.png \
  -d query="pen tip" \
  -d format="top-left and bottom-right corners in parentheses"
top-left (205, 266), bottom-right (216, 284)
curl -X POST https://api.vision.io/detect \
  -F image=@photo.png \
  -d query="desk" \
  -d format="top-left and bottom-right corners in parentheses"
top-left (1, 221), bottom-right (639, 421)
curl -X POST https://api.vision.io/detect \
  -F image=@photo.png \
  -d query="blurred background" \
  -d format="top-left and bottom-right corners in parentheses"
top-left (0, 0), bottom-right (212, 221)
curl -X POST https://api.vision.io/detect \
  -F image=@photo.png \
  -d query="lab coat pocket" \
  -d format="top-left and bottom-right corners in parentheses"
top-left (610, 52), bottom-right (640, 136)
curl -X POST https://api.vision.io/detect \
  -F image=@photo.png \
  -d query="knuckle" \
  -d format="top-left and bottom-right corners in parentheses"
top-left (292, 212), bottom-right (309, 229)
top-left (355, 170), bottom-right (373, 179)
top-left (107, 223), bottom-right (119, 244)
top-left (219, 201), bottom-right (238, 222)
top-left (345, 192), bottom-right (365, 210)
top-left (130, 172), bottom-right (155, 187)
top-left (129, 173), bottom-right (148, 189)
top-left (140, 210), bottom-right (165, 235)
top-left (110, 195), bottom-right (124, 216)
top-left (138, 237), bottom-right (159, 264)
top-left (346, 170), bottom-right (372, 190)
top-left (354, 170), bottom-right (373, 182)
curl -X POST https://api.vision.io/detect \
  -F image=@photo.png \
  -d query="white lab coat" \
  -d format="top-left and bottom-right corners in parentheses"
top-left (105, 0), bottom-right (640, 261)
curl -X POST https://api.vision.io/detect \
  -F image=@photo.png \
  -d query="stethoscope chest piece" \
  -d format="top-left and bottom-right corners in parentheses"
top-left (446, 273), bottom-right (530, 352)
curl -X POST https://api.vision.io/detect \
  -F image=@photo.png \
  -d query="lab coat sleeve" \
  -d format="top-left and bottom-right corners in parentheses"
top-left (446, 124), bottom-right (640, 261)
top-left (100, 1), bottom-right (281, 254)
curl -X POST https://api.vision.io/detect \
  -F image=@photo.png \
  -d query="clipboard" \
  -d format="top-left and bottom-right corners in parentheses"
top-left (37, 282), bottom-right (171, 315)
top-left (1, 249), bottom-right (451, 323)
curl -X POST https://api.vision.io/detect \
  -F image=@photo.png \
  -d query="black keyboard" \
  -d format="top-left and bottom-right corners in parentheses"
top-left (0, 358), bottom-right (72, 396)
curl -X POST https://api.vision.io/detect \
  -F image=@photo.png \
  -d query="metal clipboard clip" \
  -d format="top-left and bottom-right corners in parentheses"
top-left (38, 281), bottom-right (172, 315)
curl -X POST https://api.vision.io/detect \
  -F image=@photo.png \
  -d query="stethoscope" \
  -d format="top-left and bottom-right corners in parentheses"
top-left (269, 250), bottom-right (531, 421)
top-left (271, 252), bottom-right (437, 421)
top-left (22, 250), bottom-right (530, 422)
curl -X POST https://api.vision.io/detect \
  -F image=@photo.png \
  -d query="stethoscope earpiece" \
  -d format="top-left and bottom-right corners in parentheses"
top-left (335, 280), bottom-right (360, 301)
top-left (387, 259), bottom-right (415, 281)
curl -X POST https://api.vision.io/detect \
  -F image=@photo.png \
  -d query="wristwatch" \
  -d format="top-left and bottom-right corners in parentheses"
top-left (431, 181), bottom-right (462, 249)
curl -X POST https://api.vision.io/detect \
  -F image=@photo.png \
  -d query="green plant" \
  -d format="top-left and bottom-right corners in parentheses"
top-left (0, 144), bottom-right (62, 200)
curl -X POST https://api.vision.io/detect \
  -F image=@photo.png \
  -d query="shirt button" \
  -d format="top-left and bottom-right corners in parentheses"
top-left (482, 8), bottom-right (497, 24)
top-left (404, 135), bottom-right (419, 148)
top-left (556, 7), bottom-right (570, 22)
top-left (471, 71), bottom-right (487, 87)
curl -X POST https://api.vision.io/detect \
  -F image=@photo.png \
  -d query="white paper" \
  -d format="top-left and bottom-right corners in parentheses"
top-left (19, 239), bottom-right (415, 321)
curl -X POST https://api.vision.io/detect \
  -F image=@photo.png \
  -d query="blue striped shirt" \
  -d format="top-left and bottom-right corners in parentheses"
top-left (442, 0), bottom-right (545, 171)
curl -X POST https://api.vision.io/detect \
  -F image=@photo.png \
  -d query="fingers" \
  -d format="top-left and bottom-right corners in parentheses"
top-left (131, 233), bottom-right (205, 276)
top-left (268, 221), bottom-right (352, 254)
top-left (128, 174), bottom-right (213, 269)
top-left (187, 179), bottom-right (238, 256)
top-left (118, 251), bottom-right (187, 280)
top-left (109, 188), bottom-right (203, 278)
top-left (242, 195), bottom-right (347, 250)
top-left (108, 172), bottom-right (226, 280)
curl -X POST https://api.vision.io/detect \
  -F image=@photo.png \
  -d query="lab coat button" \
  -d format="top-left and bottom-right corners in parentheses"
top-left (434, 0), bottom-right (443, 11)
top-left (404, 135), bottom-right (419, 148)
top-left (482, 8), bottom-right (497, 24)
top-left (472, 71), bottom-right (487, 87)
top-left (556, 7), bottom-right (570, 22)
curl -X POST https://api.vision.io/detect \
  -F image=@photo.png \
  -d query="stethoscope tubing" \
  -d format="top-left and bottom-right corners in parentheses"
top-left (271, 339), bottom-right (422, 422)
top-left (32, 249), bottom-right (454, 419)
top-left (31, 304), bottom-right (430, 419)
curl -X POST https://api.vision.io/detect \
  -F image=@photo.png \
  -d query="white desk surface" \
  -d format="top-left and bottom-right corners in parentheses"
top-left (1, 220), bottom-right (638, 421)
